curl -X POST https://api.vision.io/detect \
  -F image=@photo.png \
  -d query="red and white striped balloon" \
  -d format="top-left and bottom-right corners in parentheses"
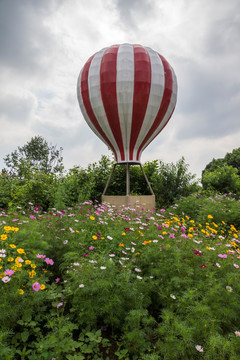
top-left (77, 43), bottom-right (177, 163)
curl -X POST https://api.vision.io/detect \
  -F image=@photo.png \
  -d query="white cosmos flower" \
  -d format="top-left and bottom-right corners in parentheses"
top-left (195, 345), bottom-right (203, 352)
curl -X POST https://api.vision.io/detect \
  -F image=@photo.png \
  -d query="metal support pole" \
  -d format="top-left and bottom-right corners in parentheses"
top-left (140, 163), bottom-right (154, 195)
top-left (126, 163), bottom-right (130, 195)
top-left (102, 164), bottom-right (117, 195)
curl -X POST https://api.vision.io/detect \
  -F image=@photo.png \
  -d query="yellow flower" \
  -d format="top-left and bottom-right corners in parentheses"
top-left (89, 216), bottom-right (95, 221)
top-left (28, 270), bottom-right (36, 278)
top-left (12, 227), bottom-right (19, 232)
top-left (122, 232), bottom-right (126, 236)
top-left (188, 234), bottom-right (193, 238)
top-left (11, 265), bottom-right (18, 271)
top-left (19, 289), bottom-right (24, 295)
top-left (17, 248), bottom-right (25, 254)
top-left (0, 266), bottom-right (2, 270)
top-left (1, 234), bottom-right (7, 240)
top-left (233, 233), bottom-right (238, 239)
top-left (4, 226), bottom-right (11, 232)
top-left (162, 231), bottom-right (167, 235)
top-left (31, 264), bottom-right (36, 269)
top-left (10, 244), bottom-right (16, 248)
top-left (40, 284), bottom-right (46, 290)
top-left (92, 235), bottom-right (97, 240)
top-left (208, 215), bottom-right (213, 219)
top-left (118, 243), bottom-right (124, 247)
top-left (25, 260), bottom-right (31, 265)
top-left (8, 257), bottom-right (14, 262)
top-left (16, 262), bottom-right (22, 268)
top-left (15, 257), bottom-right (23, 263)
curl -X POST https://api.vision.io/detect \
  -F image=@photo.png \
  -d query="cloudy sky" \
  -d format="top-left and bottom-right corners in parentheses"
top-left (0, 0), bottom-right (239, 180)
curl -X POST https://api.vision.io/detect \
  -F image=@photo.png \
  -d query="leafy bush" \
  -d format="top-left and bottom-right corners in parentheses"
top-left (1, 201), bottom-right (240, 359)
top-left (171, 192), bottom-right (240, 228)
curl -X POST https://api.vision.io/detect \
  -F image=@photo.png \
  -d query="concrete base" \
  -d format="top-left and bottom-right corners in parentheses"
top-left (102, 195), bottom-right (155, 211)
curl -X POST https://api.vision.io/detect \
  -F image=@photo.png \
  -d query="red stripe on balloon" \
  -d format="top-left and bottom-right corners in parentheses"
top-left (80, 55), bottom-right (118, 160)
top-left (129, 45), bottom-right (151, 161)
top-left (100, 45), bottom-right (125, 161)
top-left (136, 54), bottom-right (173, 161)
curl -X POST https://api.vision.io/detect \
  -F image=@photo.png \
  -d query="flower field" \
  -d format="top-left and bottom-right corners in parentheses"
top-left (1, 200), bottom-right (240, 359)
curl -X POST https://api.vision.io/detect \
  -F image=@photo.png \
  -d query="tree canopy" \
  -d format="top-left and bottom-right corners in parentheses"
top-left (3, 136), bottom-right (64, 178)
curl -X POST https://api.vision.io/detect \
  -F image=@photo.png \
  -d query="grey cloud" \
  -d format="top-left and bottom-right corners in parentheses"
top-left (113, 0), bottom-right (156, 28)
top-left (0, 0), bottom-right (60, 75)
top-left (0, 92), bottom-right (37, 123)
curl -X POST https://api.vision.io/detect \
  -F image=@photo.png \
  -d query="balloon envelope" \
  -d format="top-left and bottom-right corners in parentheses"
top-left (77, 43), bottom-right (177, 163)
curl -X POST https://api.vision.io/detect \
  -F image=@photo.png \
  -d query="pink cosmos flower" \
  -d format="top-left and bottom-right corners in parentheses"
top-left (234, 264), bottom-right (239, 268)
top-left (235, 331), bottom-right (240, 336)
top-left (30, 215), bottom-right (36, 220)
top-left (57, 302), bottom-right (63, 308)
top-left (45, 258), bottom-right (54, 265)
top-left (55, 278), bottom-right (60, 283)
top-left (4, 269), bottom-right (14, 276)
top-left (89, 246), bottom-right (95, 250)
top-left (32, 282), bottom-right (41, 292)
top-left (218, 254), bottom-right (227, 258)
top-left (36, 254), bottom-right (46, 259)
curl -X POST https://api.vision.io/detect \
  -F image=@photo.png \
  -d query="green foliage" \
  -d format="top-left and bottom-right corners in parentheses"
top-left (60, 155), bottom-right (198, 208)
top-left (150, 157), bottom-right (199, 208)
top-left (3, 135), bottom-right (64, 178)
top-left (203, 147), bottom-right (240, 178)
top-left (8, 170), bottom-right (57, 211)
top-left (202, 165), bottom-right (240, 195)
top-left (169, 192), bottom-right (240, 228)
top-left (1, 202), bottom-right (240, 359)
top-left (0, 173), bottom-right (12, 209)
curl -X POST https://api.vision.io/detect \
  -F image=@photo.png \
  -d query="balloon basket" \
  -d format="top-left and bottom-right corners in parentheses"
top-left (102, 195), bottom-right (155, 211)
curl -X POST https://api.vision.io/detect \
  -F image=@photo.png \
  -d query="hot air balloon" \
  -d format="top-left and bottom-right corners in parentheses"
top-left (77, 43), bottom-right (177, 205)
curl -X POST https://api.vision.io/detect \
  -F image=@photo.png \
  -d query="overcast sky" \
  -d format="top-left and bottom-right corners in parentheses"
top-left (0, 0), bottom-right (239, 180)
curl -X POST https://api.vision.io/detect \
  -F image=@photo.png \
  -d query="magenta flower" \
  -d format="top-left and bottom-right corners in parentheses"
top-left (55, 278), bottom-right (60, 283)
top-left (45, 258), bottom-right (54, 265)
top-left (57, 302), bottom-right (63, 309)
top-left (200, 265), bottom-right (207, 268)
top-left (218, 254), bottom-right (227, 258)
top-left (32, 282), bottom-right (41, 292)
top-left (234, 264), bottom-right (239, 269)
top-left (89, 246), bottom-right (95, 250)
top-left (30, 215), bottom-right (36, 220)
top-left (36, 254), bottom-right (46, 259)
top-left (4, 269), bottom-right (14, 276)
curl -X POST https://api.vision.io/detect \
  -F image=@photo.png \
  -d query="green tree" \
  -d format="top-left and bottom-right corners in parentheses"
top-left (150, 157), bottom-right (199, 208)
top-left (202, 165), bottom-right (240, 194)
top-left (3, 136), bottom-right (64, 178)
top-left (202, 147), bottom-right (240, 178)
